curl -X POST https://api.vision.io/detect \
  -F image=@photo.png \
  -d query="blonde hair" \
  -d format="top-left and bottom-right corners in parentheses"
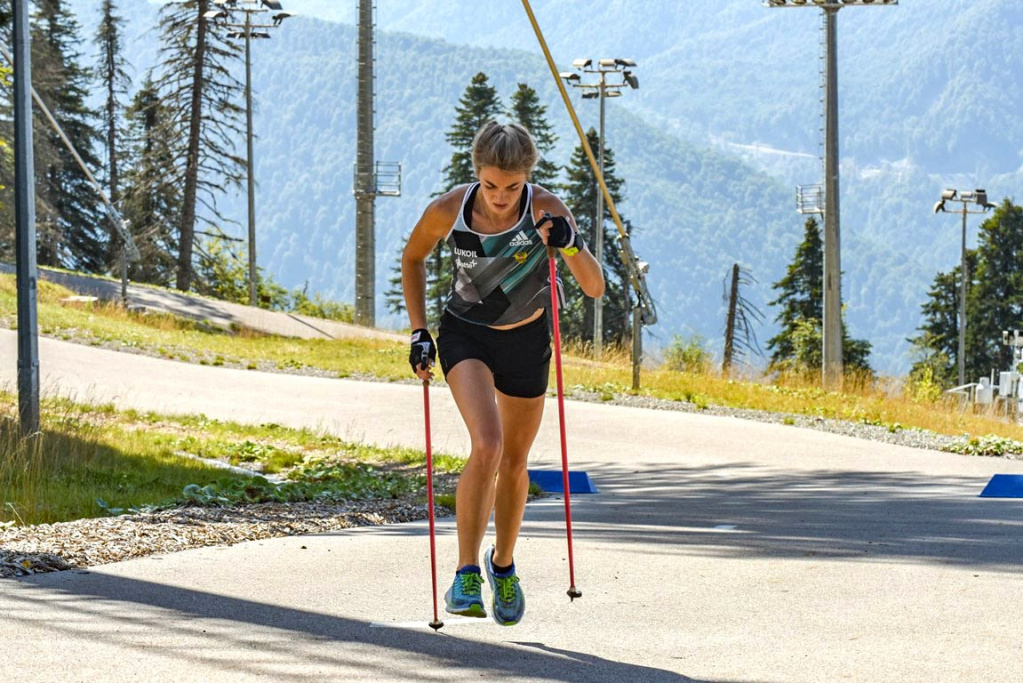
top-left (471, 121), bottom-right (539, 177)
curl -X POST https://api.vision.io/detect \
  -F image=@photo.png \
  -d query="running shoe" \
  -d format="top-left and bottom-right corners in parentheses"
top-left (444, 566), bottom-right (486, 618)
top-left (484, 545), bottom-right (525, 626)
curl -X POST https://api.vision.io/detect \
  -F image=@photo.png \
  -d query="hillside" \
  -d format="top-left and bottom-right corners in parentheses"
top-left (60, 0), bottom-right (1023, 374)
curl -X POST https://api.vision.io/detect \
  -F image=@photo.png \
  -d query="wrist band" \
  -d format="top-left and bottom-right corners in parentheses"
top-left (560, 232), bottom-right (584, 257)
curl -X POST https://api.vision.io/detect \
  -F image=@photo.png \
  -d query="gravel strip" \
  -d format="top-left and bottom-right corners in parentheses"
top-left (0, 499), bottom-right (442, 580)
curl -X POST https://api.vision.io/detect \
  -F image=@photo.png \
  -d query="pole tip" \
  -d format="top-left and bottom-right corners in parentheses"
top-left (429, 620), bottom-right (444, 631)
top-left (567, 587), bottom-right (582, 601)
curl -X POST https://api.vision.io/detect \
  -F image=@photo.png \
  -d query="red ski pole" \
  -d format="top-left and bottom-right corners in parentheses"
top-left (423, 380), bottom-right (444, 630)
top-left (548, 247), bottom-right (582, 601)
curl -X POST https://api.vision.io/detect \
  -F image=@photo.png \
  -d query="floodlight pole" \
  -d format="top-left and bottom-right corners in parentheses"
top-left (354, 0), bottom-right (376, 326)
top-left (595, 70), bottom-right (606, 358)
top-left (958, 204), bottom-right (967, 386)
top-left (14, 0), bottom-right (39, 436)
top-left (934, 190), bottom-right (992, 387)
top-left (561, 59), bottom-right (638, 358)
top-left (766, 0), bottom-right (897, 389)
top-left (205, 2), bottom-right (289, 307)
top-left (822, 6), bottom-right (842, 389)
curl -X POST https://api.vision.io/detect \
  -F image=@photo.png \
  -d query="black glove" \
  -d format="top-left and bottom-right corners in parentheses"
top-left (534, 212), bottom-right (577, 250)
top-left (409, 328), bottom-right (436, 373)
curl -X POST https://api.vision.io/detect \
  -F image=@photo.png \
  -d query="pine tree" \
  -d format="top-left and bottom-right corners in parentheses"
top-left (768, 215), bottom-right (872, 374)
top-left (31, 0), bottom-right (106, 272)
top-left (907, 253), bottom-right (975, 388)
top-left (964, 199), bottom-right (1023, 381)
top-left (120, 74), bottom-right (181, 286)
top-left (557, 128), bottom-right (630, 346)
top-left (510, 83), bottom-right (558, 187)
top-left (421, 72), bottom-right (504, 324)
top-left (767, 217), bottom-right (823, 366)
top-left (94, 0), bottom-right (131, 270)
top-left (441, 72), bottom-right (503, 192)
top-left (154, 0), bottom-right (245, 292)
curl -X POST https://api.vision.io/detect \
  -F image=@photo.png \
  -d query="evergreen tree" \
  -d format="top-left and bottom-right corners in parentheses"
top-left (767, 215), bottom-right (872, 374)
top-left (420, 72), bottom-right (504, 324)
top-left (120, 74), bottom-right (180, 286)
top-left (964, 199), bottom-right (1023, 381)
top-left (767, 217), bottom-right (822, 366)
top-left (31, 0), bottom-right (106, 272)
top-left (383, 235), bottom-right (408, 317)
top-left (510, 83), bottom-right (558, 187)
top-left (94, 0), bottom-right (131, 270)
top-left (907, 253), bottom-right (976, 388)
top-left (154, 0), bottom-right (245, 292)
top-left (441, 72), bottom-right (503, 192)
top-left (557, 128), bottom-right (630, 346)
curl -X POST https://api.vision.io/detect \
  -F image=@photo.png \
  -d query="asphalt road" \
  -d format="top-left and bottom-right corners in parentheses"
top-left (2, 329), bottom-right (1023, 682)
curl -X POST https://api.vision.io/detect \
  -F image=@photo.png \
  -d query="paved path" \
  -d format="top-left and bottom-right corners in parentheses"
top-left (2, 329), bottom-right (1023, 682)
top-left (0, 262), bottom-right (403, 341)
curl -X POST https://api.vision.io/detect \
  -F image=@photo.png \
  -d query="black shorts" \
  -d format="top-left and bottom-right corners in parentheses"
top-left (438, 310), bottom-right (552, 398)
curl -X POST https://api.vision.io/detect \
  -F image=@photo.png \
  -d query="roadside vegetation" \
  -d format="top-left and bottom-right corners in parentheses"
top-left (4, 272), bottom-right (1023, 527)
top-left (0, 392), bottom-right (466, 527)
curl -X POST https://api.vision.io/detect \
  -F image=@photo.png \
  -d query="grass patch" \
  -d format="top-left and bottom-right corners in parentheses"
top-left (0, 274), bottom-right (407, 380)
top-left (0, 393), bottom-right (464, 526)
top-left (8, 272), bottom-right (1023, 467)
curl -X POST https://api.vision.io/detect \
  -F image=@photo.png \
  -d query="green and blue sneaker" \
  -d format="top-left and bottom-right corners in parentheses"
top-left (445, 566), bottom-right (486, 618)
top-left (484, 545), bottom-right (525, 626)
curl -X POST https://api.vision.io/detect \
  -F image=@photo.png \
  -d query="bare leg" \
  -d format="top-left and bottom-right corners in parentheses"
top-left (492, 391), bottom-right (544, 568)
top-left (446, 360), bottom-right (503, 570)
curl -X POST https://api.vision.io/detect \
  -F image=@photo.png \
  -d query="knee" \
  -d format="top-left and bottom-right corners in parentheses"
top-left (470, 431), bottom-right (504, 472)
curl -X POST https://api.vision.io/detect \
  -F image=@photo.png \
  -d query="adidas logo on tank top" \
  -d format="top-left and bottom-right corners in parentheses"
top-left (509, 231), bottom-right (533, 248)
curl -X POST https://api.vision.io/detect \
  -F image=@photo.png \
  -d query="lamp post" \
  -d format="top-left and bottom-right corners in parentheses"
top-left (933, 188), bottom-right (995, 387)
top-left (765, 0), bottom-right (897, 389)
top-left (204, 0), bottom-right (292, 307)
top-left (560, 58), bottom-right (638, 358)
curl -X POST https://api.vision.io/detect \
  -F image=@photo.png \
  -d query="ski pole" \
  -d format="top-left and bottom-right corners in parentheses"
top-left (423, 380), bottom-right (444, 630)
top-left (547, 247), bottom-right (582, 601)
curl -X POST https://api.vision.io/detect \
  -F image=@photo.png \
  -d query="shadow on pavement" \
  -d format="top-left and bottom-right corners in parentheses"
top-left (545, 462), bottom-right (1023, 570)
top-left (9, 572), bottom-right (719, 682)
top-left (359, 462), bottom-right (1023, 571)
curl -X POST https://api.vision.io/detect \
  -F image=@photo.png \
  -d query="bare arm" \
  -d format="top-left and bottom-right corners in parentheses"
top-left (401, 190), bottom-right (461, 378)
top-left (532, 189), bottom-right (606, 299)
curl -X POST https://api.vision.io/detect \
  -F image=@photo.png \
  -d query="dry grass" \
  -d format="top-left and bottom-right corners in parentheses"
top-left (5, 273), bottom-right (1023, 443)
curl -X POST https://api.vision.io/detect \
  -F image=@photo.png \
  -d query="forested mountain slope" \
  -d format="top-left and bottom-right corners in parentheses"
top-left (60, 0), bottom-right (1023, 374)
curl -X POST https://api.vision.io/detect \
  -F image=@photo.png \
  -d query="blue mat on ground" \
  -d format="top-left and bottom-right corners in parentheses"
top-left (979, 474), bottom-right (1023, 498)
top-left (527, 469), bottom-right (598, 494)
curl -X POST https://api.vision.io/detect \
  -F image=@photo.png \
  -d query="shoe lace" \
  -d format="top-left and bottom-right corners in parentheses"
top-left (495, 573), bottom-right (520, 604)
top-left (459, 572), bottom-right (483, 597)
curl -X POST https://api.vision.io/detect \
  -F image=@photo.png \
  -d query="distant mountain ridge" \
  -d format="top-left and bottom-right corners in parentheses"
top-left (62, 0), bottom-right (1023, 375)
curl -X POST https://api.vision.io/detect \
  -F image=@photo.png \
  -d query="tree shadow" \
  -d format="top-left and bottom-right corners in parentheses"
top-left (520, 461), bottom-right (1023, 570)
top-left (4, 571), bottom-right (733, 682)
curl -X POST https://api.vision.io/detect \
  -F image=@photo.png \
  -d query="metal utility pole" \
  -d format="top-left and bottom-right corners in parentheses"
top-left (354, 0), bottom-right (401, 327)
top-left (560, 58), bottom-right (639, 358)
top-left (14, 0), bottom-right (39, 436)
top-left (821, 7), bottom-right (842, 388)
top-left (594, 71), bottom-right (607, 357)
top-left (765, 0), bottom-right (897, 389)
top-left (354, 0), bottom-right (376, 327)
top-left (205, 0), bottom-right (291, 307)
top-left (933, 188), bottom-right (994, 387)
